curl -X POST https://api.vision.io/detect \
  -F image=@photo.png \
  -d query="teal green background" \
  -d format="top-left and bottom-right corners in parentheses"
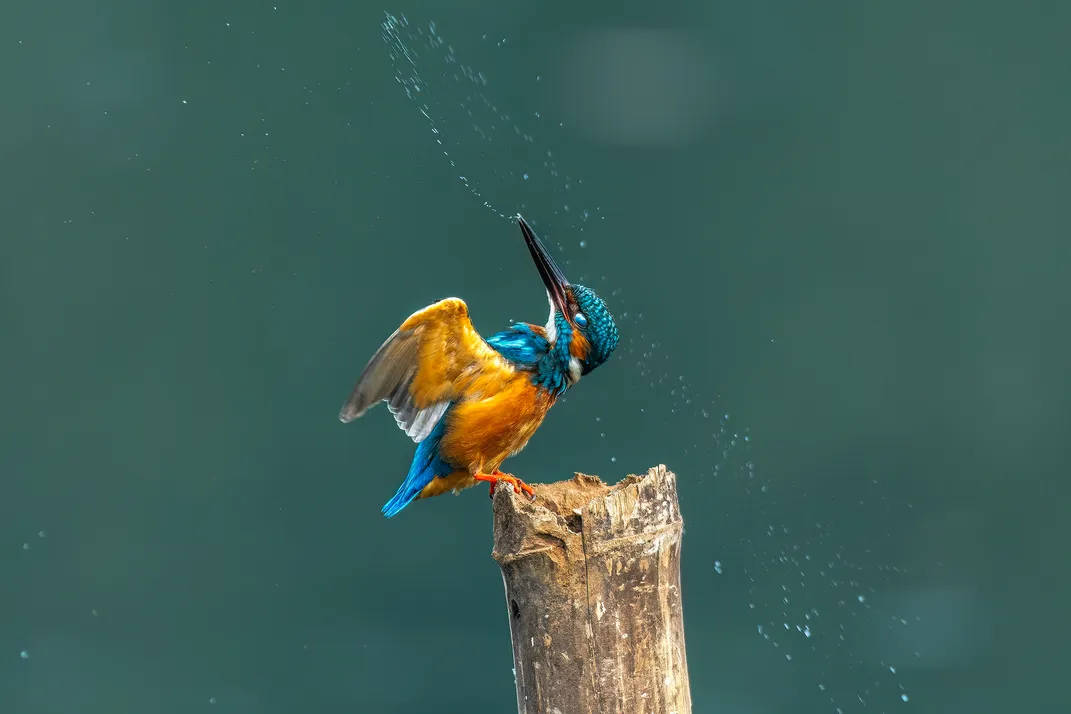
top-left (2, 1), bottom-right (1067, 712)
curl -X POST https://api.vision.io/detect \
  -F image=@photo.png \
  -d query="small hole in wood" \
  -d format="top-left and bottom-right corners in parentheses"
top-left (510, 599), bottom-right (521, 619)
top-left (565, 514), bottom-right (582, 534)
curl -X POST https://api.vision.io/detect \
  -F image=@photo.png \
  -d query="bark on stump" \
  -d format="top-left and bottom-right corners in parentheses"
top-left (491, 464), bottom-right (691, 714)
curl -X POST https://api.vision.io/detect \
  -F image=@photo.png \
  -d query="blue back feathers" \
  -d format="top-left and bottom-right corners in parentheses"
top-left (486, 323), bottom-right (568, 395)
top-left (485, 323), bottom-right (548, 367)
top-left (486, 283), bottom-right (619, 397)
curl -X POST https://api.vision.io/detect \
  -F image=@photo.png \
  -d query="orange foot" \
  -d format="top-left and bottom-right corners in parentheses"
top-left (473, 470), bottom-right (536, 501)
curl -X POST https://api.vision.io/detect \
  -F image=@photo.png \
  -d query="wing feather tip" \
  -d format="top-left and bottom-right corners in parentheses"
top-left (338, 399), bottom-right (370, 423)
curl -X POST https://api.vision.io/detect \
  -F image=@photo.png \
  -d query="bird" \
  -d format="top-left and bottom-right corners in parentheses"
top-left (338, 214), bottom-right (620, 518)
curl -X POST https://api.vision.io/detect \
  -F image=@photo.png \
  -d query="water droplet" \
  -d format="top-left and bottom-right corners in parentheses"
top-left (901, 694), bottom-right (909, 702)
top-left (19, 651), bottom-right (28, 659)
top-left (610, 456), bottom-right (617, 463)
top-left (858, 595), bottom-right (866, 603)
top-left (38, 531), bottom-right (46, 538)
top-left (522, 173), bottom-right (528, 180)
top-left (209, 697), bottom-right (217, 705)
top-left (579, 241), bottom-right (586, 248)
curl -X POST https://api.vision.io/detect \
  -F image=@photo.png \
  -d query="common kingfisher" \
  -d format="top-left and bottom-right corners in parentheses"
top-left (338, 215), bottom-right (619, 517)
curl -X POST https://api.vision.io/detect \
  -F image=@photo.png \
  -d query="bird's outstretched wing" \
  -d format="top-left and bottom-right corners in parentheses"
top-left (338, 297), bottom-right (505, 442)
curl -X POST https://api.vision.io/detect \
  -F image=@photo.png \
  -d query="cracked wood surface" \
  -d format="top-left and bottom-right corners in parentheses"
top-left (492, 465), bottom-right (691, 714)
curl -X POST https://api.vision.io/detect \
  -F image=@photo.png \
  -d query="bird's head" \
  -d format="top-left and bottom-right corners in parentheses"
top-left (517, 215), bottom-right (619, 383)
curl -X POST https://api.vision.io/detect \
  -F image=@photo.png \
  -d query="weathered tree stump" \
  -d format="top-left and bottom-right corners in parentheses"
top-left (491, 464), bottom-right (691, 714)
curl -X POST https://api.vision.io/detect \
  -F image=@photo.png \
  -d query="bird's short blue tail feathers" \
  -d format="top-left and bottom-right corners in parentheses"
top-left (381, 409), bottom-right (455, 518)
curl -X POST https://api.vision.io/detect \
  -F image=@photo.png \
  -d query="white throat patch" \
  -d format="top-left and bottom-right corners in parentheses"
top-left (567, 356), bottom-right (582, 384)
top-left (544, 291), bottom-right (557, 343)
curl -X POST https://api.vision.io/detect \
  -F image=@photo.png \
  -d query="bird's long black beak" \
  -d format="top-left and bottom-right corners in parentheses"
top-left (517, 214), bottom-right (570, 313)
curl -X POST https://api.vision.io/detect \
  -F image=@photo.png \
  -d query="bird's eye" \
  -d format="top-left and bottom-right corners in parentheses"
top-left (574, 313), bottom-right (588, 328)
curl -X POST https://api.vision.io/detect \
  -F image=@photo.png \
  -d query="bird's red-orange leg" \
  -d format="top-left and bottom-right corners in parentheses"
top-left (473, 470), bottom-right (536, 500)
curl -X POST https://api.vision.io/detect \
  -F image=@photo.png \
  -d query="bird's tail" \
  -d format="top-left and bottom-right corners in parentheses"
top-left (381, 472), bottom-right (428, 518)
top-left (381, 411), bottom-right (452, 518)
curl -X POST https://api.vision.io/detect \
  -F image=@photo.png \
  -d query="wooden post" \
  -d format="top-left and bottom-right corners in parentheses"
top-left (491, 464), bottom-right (691, 714)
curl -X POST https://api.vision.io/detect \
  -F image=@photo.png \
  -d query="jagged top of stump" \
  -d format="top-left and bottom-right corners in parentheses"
top-left (491, 464), bottom-right (681, 564)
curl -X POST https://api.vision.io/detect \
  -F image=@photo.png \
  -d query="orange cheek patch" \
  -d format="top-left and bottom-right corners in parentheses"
top-left (569, 331), bottom-right (590, 360)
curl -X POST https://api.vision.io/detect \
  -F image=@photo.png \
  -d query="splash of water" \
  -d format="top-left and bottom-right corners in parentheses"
top-left (382, 13), bottom-right (598, 230)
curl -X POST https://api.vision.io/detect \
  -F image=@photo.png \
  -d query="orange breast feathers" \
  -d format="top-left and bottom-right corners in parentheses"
top-left (338, 298), bottom-right (556, 469)
top-left (438, 376), bottom-right (555, 474)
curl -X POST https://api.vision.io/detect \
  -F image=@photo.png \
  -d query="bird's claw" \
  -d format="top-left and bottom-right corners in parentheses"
top-left (474, 471), bottom-right (536, 501)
